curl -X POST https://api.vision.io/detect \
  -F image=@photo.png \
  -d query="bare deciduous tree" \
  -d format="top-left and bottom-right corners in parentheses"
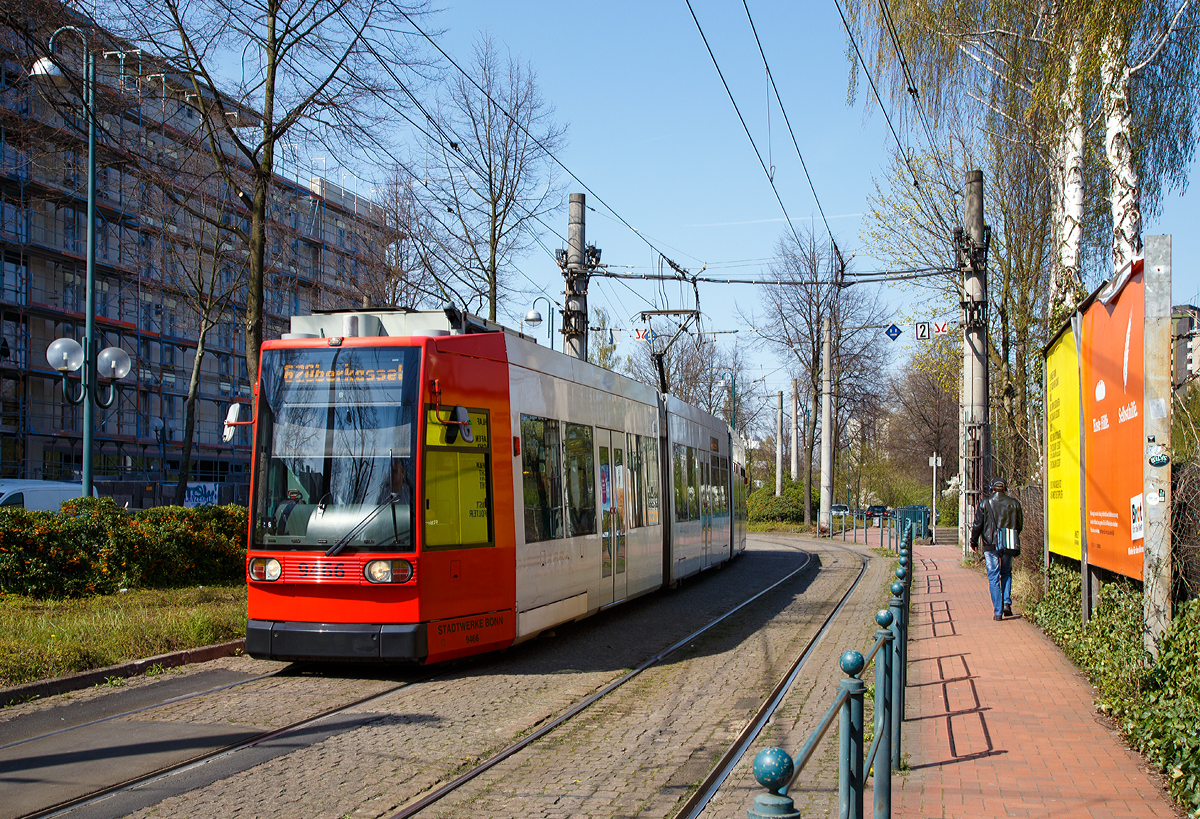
top-left (358, 165), bottom-right (443, 309)
top-left (98, 0), bottom-right (433, 387)
top-left (747, 229), bottom-right (892, 526)
top-left (418, 35), bottom-right (566, 322)
top-left (154, 178), bottom-right (247, 504)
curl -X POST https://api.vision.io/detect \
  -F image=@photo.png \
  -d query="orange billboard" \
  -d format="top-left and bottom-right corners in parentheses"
top-left (1081, 266), bottom-right (1145, 580)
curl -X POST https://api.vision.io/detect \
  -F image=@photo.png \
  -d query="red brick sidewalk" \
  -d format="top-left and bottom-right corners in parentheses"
top-left (894, 543), bottom-right (1178, 819)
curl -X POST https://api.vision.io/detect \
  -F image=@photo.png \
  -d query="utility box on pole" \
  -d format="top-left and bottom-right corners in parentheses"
top-left (958, 170), bottom-right (990, 554)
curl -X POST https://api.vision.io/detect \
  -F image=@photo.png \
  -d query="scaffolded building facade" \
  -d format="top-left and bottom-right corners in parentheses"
top-left (0, 7), bottom-right (385, 491)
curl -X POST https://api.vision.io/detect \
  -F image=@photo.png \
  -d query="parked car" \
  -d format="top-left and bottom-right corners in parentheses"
top-left (0, 480), bottom-right (94, 511)
top-left (866, 504), bottom-right (889, 519)
top-left (831, 503), bottom-right (849, 515)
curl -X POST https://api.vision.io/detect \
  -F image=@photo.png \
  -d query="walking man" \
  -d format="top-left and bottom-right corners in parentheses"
top-left (970, 477), bottom-right (1023, 620)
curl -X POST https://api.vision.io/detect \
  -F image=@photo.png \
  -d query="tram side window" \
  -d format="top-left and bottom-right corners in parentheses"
top-left (521, 414), bottom-right (563, 542)
top-left (673, 443), bottom-right (688, 523)
top-left (687, 446), bottom-right (699, 520)
top-left (716, 457), bottom-right (728, 515)
top-left (564, 422), bottom-right (596, 536)
top-left (627, 433), bottom-right (644, 529)
top-left (642, 435), bottom-right (660, 525)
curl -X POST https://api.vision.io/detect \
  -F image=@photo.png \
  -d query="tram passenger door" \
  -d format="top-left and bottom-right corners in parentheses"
top-left (597, 430), bottom-right (627, 606)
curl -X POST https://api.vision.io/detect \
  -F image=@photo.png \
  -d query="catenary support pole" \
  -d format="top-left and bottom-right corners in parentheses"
top-left (791, 379), bottom-right (799, 481)
top-left (776, 391), bottom-right (784, 496)
top-left (563, 193), bottom-right (588, 360)
top-left (819, 316), bottom-right (833, 534)
top-left (1144, 235), bottom-right (1173, 656)
top-left (959, 170), bottom-right (989, 556)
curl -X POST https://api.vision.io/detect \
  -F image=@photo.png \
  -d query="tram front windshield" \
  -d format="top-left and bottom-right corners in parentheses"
top-left (253, 346), bottom-right (420, 552)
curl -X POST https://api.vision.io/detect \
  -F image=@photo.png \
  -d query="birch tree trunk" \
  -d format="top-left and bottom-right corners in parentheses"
top-left (1054, 36), bottom-right (1085, 317)
top-left (1103, 32), bottom-right (1142, 276)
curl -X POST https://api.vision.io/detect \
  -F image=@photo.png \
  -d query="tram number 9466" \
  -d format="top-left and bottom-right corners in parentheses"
top-left (297, 562), bottom-right (345, 579)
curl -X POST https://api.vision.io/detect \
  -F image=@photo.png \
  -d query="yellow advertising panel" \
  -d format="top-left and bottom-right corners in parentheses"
top-left (1045, 332), bottom-right (1082, 560)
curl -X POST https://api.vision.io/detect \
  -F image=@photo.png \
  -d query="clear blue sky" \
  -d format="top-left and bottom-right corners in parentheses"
top-left (364, 1), bottom-right (1200, 401)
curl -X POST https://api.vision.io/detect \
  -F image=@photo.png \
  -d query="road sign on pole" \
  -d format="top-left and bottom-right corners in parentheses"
top-left (915, 322), bottom-right (932, 340)
top-left (885, 324), bottom-right (902, 341)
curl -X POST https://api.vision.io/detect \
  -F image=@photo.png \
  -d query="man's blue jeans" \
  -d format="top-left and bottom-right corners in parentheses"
top-left (984, 550), bottom-right (1012, 616)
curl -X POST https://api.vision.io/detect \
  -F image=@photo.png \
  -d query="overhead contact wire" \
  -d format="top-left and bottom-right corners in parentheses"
top-left (683, 0), bottom-right (807, 254)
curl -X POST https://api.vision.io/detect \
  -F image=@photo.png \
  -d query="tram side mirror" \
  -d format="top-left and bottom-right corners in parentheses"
top-left (444, 406), bottom-right (473, 445)
top-left (222, 403), bottom-right (244, 443)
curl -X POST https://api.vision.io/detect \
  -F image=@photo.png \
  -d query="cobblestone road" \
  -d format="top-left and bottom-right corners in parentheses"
top-left (29, 534), bottom-right (895, 819)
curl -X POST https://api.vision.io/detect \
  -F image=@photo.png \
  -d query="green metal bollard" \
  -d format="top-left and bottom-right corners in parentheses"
top-left (874, 610), bottom-right (894, 819)
top-left (838, 650), bottom-right (867, 819)
top-left (747, 747), bottom-right (800, 818)
top-left (889, 583), bottom-right (905, 769)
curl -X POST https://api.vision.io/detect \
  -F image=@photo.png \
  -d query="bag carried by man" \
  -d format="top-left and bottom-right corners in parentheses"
top-left (995, 527), bottom-right (1021, 556)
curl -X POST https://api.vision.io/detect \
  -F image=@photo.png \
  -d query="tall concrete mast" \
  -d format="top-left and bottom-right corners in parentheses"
top-left (959, 170), bottom-right (990, 551)
top-left (563, 193), bottom-right (588, 360)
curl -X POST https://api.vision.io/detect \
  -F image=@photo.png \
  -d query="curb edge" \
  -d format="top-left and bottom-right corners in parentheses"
top-left (1, 639), bottom-right (246, 706)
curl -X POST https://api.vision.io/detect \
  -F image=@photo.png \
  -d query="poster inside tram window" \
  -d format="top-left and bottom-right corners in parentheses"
top-left (1045, 331), bottom-right (1082, 561)
top-left (1081, 267), bottom-right (1145, 580)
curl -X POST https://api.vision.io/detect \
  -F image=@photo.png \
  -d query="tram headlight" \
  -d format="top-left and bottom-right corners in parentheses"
top-left (364, 559), bottom-right (414, 584)
top-left (249, 557), bottom-right (281, 582)
top-left (365, 560), bottom-right (392, 583)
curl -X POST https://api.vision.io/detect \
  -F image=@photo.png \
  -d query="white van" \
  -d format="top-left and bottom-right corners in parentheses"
top-left (0, 480), bottom-right (94, 511)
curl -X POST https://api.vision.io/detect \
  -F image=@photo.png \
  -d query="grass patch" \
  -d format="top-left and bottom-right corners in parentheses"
top-left (0, 585), bottom-right (247, 688)
top-left (748, 522), bottom-right (812, 533)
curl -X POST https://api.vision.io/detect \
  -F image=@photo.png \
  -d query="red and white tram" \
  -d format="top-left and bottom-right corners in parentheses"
top-left (239, 308), bottom-right (747, 664)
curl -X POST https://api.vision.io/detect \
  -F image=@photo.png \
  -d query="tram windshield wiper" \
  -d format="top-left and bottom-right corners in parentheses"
top-left (324, 492), bottom-right (401, 558)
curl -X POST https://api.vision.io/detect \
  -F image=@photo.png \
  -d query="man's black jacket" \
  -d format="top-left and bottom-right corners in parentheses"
top-left (969, 490), bottom-right (1024, 553)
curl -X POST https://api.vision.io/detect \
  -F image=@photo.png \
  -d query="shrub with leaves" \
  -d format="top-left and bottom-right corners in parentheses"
top-left (0, 499), bottom-right (247, 599)
top-left (1031, 563), bottom-right (1200, 813)
top-left (748, 479), bottom-right (816, 524)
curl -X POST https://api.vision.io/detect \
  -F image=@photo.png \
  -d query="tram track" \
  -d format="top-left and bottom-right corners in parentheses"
top-left (673, 538), bottom-right (867, 819)
top-left (15, 669), bottom-right (443, 819)
top-left (10, 537), bottom-right (867, 819)
top-left (389, 537), bottom-right (868, 819)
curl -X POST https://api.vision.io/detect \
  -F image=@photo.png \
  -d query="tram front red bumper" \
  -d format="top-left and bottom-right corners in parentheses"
top-left (246, 619), bottom-right (428, 662)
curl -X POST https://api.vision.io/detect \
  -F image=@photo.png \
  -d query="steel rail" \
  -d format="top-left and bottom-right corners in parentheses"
top-left (24, 541), bottom-right (840, 819)
top-left (386, 546), bottom-right (832, 819)
top-left (673, 540), bottom-right (869, 819)
top-left (0, 671), bottom-right (281, 753)
top-left (23, 670), bottom-right (442, 819)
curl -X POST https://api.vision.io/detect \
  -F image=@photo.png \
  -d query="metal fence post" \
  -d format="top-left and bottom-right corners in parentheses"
top-left (874, 611), bottom-right (894, 819)
top-left (838, 650), bottom-right (867, 819)
top-left (747, 747), bottom-right (800, 819)
top-left (898, 552), bottom-right (910, 697)
top-left (889, 582), bottom-right (905, 768)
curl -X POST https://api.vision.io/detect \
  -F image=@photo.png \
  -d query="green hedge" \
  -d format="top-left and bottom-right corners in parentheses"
top-left (0, 498), bottom-right (247, 599)
top-left (748, 480), bottom-right (817, 524)
top-left (1032, 563), bottom-right (1200, 813)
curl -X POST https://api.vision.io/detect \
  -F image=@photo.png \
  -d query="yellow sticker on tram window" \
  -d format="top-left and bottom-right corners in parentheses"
top-left (426, 409), bottom-right (490, 449)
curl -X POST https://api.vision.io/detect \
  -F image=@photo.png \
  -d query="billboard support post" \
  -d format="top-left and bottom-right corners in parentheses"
top-left (1143, 235), bottom-right (1173, 656)
top-left (1071, 311), bottom-right (1092, 620)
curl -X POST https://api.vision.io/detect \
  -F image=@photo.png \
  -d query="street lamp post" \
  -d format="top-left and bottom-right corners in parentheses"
top-left (524, 297), bottom-right (556, 348)
top-left (34, 32), bottom-right (132, 496)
